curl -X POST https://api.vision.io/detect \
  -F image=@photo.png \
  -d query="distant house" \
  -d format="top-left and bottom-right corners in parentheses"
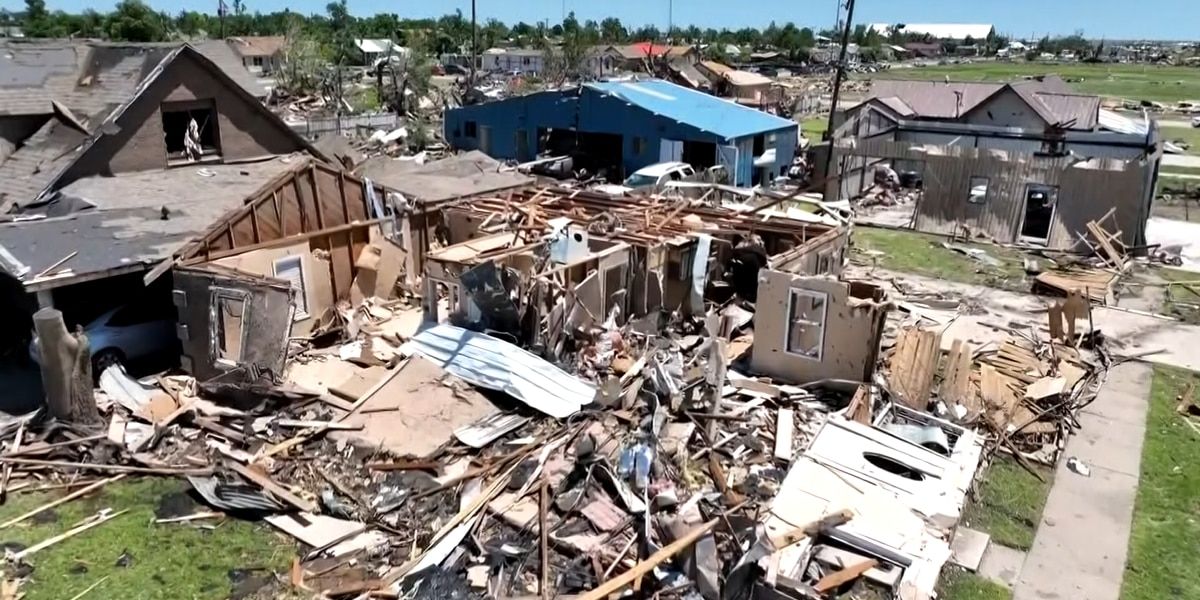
top-left (355, 39), bottom-right (404, 66)
top-left (903, 42), bottom-right (945, 58)
top-left (610, 43), bottom-right (698, 70)
top-left (833, 77), bottom-right (1162, 250)
top-left (226, 36), bottom-right (286, 75)
top-left (481, 48), bottom-right (545, 74)
top-left (869, 23), bottom-right (995, 41)
top-left (697, 61), bottom-right (777, 107)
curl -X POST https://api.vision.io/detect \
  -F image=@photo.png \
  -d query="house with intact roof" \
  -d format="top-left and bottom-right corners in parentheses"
top-left (226, 36), bottom-right (286, 75)
top-left (830, 77), bottom-right (1162, 250)
top-left (442, 79), bottom-right (799, 186)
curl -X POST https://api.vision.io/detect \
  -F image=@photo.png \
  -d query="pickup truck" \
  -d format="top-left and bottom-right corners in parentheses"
top-left (594, 162), bottom-right (705, 196)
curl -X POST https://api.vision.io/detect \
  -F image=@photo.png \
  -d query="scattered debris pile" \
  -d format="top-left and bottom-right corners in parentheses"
top-left (0, 181), bottom-right (1126, 600)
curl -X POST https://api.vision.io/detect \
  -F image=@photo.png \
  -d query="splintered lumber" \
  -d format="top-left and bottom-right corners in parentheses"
top-left (846, 385), bottom-right (872, 425)
top-left (1034, 269), bottom-right (1114, 304)
top-left (0, 474), bottom-right (126, 529)
top-left (940, 339), bottom-right (978, 414)
top-left (814, 559), bottom-right (879, 593)
top-left (229, 462), bottom-right (317, 513)
top-left (888, 327), bottom-right (942, 409)
top-left (576, 519), bottom-right (718, 600)
top-left (13, 509), bottom-right (128, 560)
top-left (774, 408), bottom-right (795, 462)
top-left (768, 509), bottom-right (854, 550)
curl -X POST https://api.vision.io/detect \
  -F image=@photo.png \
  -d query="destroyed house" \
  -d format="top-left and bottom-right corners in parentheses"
top-left (0, 153), bottom-right (391, 378)
top-left (833, 79), bottom-right (1162, 249)
top-left (413, 186), bottom-right (851, 362)
top-left (443, 79), bottom-right (799, 187)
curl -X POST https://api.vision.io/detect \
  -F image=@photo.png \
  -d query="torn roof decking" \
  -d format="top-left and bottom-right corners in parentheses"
top-left (0, 155), bottom-right (310, 290)
top-left (445, 186), bottom-right (843, 253)
top-left (356, 150), bottom-right (535, 206)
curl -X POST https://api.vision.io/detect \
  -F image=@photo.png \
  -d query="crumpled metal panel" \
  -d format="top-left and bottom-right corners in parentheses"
top-left (401, 323), bottom-right (593, 419)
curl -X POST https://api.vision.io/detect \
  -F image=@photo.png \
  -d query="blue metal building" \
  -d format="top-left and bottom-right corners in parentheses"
top-left (443, 79), bottom-right (799, 187)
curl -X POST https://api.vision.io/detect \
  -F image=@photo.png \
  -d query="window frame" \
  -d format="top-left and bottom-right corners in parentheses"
top-left (784, 288), bottom-right (829, 361)
top-left (967, 176), bottom-right (990, 205)
top-left (160, 99), bottom-right (222, 163)
top-left (272, 255), bottom-right (309, 320)
top-left (210, 288), bottom-right (250, 367)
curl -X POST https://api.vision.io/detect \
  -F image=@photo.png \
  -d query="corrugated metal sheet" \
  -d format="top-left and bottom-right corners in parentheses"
top-left (837, 138), bottom-right (1151, 249)
top-left (585, 79), bottom-right (795, 140)
top-left (402, 324), bottom-right (593, 418)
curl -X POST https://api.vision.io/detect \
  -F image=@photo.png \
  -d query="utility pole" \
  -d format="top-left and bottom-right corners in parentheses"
top-left (668, 0), bottom-right (673, 43)
top-left (218, 0), bottom-right (226, 38)
top-left (470, 0), bottom-right (477, 86)
top-left (823, 0), bottom-right (856, 178)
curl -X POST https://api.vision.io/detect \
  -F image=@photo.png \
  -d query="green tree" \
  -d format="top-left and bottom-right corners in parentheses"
top-left (480, 18), bottom-right (509, 49)
top-left (599, 17), bottom-right (624, 43)
top-left (22, 0), bottom-right (50, 37)
top-left (105, 0), bottom-right (165, 42)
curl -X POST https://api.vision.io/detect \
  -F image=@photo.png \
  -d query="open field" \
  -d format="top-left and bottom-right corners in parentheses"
top-left (865, 62), bottom-right (1200, 104)
top-left (1121, 366), bottom-right (1200, 600)
top-left (1161, 126), bottom-right (1200, 156)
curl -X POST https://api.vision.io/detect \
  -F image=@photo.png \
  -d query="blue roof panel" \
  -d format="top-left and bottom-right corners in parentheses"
top-left (585, 79), bottom-right (795, 140)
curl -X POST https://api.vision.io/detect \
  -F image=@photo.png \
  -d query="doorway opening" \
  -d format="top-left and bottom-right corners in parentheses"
top-left (1020, 184), bottom-right (1058, 244)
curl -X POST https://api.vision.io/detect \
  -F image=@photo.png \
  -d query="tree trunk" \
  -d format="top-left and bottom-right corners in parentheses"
top-left (33, 308), bottom-right (100, 425)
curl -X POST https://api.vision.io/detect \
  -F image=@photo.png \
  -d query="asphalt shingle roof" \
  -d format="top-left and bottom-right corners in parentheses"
top-left (0, 156), bottom-right (305, 281)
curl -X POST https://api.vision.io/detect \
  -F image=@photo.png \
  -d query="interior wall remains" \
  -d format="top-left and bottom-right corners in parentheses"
top-left (750, 270), bottom-right (889, 385)
top-left (173, 267), bottom-right (295, 381)
top-left (213, 242), bottom-right (335, 337)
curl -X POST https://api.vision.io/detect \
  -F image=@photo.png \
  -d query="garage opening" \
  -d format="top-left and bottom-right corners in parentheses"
top-left (682, 140), bottom-right (717, 169)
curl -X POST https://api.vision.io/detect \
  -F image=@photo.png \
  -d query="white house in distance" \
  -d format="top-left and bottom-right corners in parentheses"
top-left (355, 39), bottom-right (407, 67)
top-left (481, 48), bottom-right (546, 74)
top-left (226, 36), bottom-right (286, 75)
top-left (869, 23), bottom-right (995, 41)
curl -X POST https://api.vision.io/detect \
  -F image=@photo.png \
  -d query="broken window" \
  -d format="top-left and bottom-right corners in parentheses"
top-left (464, 120), bottom-right (478, 138)
top-left (272, 256), bottom-right (309, 319)
top-left (161, 99), bottom-right (220, 162)
top-left (786, 289), bottom-right (828, 360)
top-left (967, 176), bottom-right (989, 204)
top-left (212, 290), bottom-right (248, 365)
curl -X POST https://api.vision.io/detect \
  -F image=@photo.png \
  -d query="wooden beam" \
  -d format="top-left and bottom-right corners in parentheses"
top-left (309, 165), bottom-right (325, 230)
top-left (292, 176), bottom-right (309, 232)
top-left (575, 519), bottom-right (717, 600)
top-left (249, 204), bottom-right (261, 244)
top-left (228, 462), bottom-right (317, 513)
top-left (338, 171), bottom-right (350, 223)
top-left (180, 218), bottom-right (387, 265)
top-left (814, 559), bottom-right (878, 593)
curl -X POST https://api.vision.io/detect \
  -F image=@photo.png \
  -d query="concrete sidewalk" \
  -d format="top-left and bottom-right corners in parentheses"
top-left (1012, 362), bottom-right (1152, 600)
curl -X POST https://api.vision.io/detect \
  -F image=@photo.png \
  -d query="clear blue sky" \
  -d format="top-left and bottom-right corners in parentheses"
top-left (17, 0), bottom-right (1199, 40)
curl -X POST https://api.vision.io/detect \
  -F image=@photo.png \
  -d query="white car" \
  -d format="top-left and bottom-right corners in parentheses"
top-left (594, 162), bottom-right (697, 196)
top-left (1192, 115), bottom-right (1200, 128)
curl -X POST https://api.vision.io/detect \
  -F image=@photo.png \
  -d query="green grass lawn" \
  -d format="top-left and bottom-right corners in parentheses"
top-left (1156, 268), bottom-right (1200, 323)
top-left (1160, 165), bottom-right (1200, 178)
top-left (801, 116), bottom-right (829, 140)
top-left (962, 458), bottom-right (1055, 551)
top-left (937, 567), bottom-right (1012, 600)
top-left (1121, 366), bottom-right (1200, 600)
top-left (852, 227), bottom-right (1031, 292)
top-left (1160, 126), bottom-right (1200, 156)
top-left (867, 62), bottom-right (1200, 103)
top-left (0, 478), bottom-right (292, 600)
